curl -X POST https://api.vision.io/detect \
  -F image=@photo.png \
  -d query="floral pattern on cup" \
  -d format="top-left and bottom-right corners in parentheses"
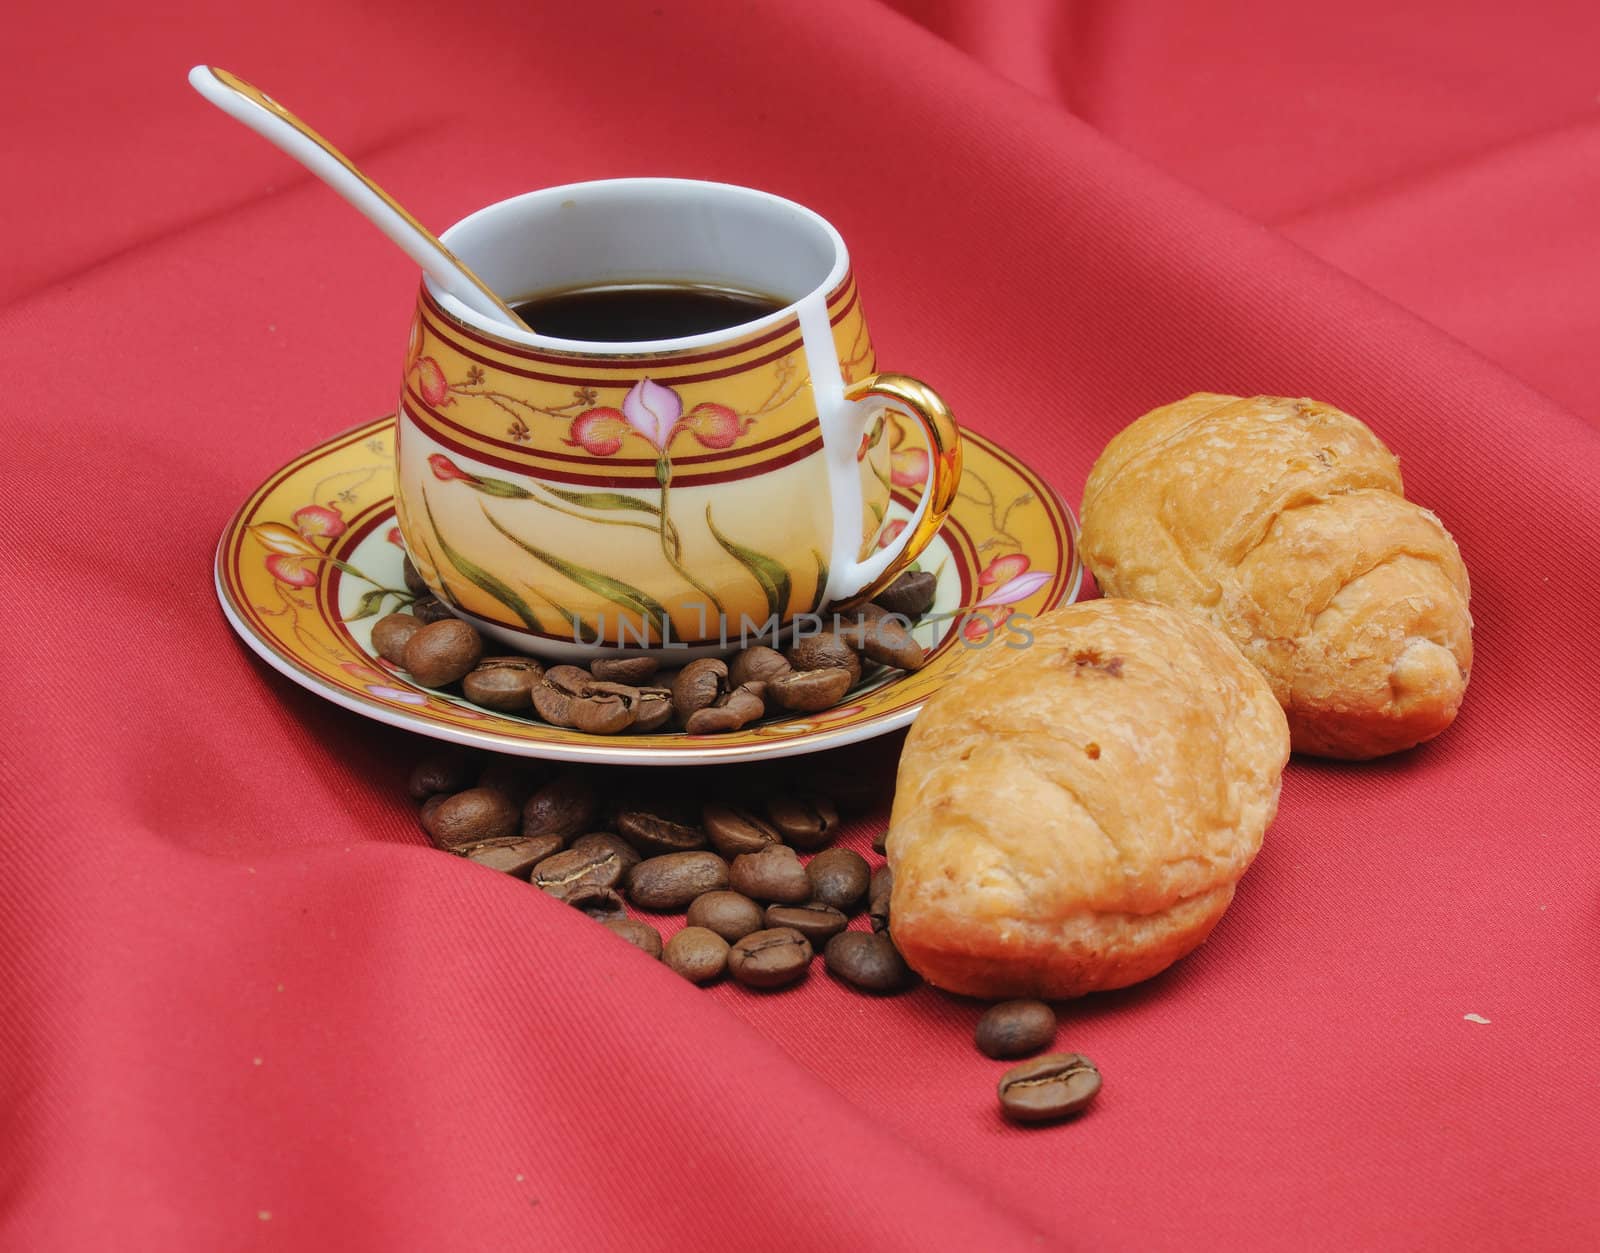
top-left (562, 380), bottom-right (755, 457)
top-left (416, 376), bottom-right (808, 645)
top-left (407, 346), bottom-right (800, 456)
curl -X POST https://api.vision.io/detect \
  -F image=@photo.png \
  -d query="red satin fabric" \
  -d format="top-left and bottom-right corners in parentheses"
top-left (4, 2), bottom-right (1597, 1249)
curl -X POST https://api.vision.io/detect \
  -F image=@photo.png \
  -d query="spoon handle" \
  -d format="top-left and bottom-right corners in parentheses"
top-left (188, 66), bottom-right (528, 331)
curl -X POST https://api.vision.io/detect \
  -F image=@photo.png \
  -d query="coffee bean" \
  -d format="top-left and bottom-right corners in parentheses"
top-left (767, 667), bottom-right (852, 712)
top-left (728, 845), bottom-right (812, 904)
top-left (729, 645), bottom-right (791, 688)
top-left (823, 930), bottom-right (912, 993)
top-left (408, 751), bottom-right (476, 800)
top-left (460, 656), bottom-right (543, 712)
top-left (532, 666), bottom-right (639, 734)
top-left (411, 595), bottom-right (455, 625)
top-left (591, 655), bottom-right (659, 684)
top-left (684, 682), bottom-right (765, 734)
top-left (530, 665), bottom-right (589, 726)
top-left (421, 786), bottom-right (520, 849)
top-left (765, 792), bottom-right (839, 851)
top-left (626, 851), bottom-right (730, 911)
top-left (522, 774), bottom-right (598, 842)
top-left (603, 917), bottom-right (663, 959)
top-left (664, 926), bottom-right (730, 984)
top-left (569, 832), bottom-right (641, 875)
top-left (702, 803), bottom-right (781, 857)
top-left (455, 833), bottom-right (563, 878)
top-left (836, 603), bottom-right (925, 671)
top-left (871, 569), bottom-right (937, 619)
top-left (403, 618), bottom-right (485, 687)
top-left (616, 809), bottom-right (706, 855)
top-left (419, 793), bottom-right (447, 830)
top-left (868, 864), bottom-right (893, 933)
top-left (806, 848), bottom-right (870, 911)
top-left (579, 889), bottom-right (629, 923)
top-left (975, 1001), bottom-right (1057, 1060)
top-left (728, 927), bottom-right (813, 989)
top-left (764, 903), bottom-right (848, 946)
top-left (996, 1053), bottom-right (1101, 1123)
top-left (786, 630), bottom-right (862, 686)
top-left (671, 658), bottom-right (728, 722)
top-left (580, 682), bottom-right (648, 734)
top-left (531, 844), bottom-right (627, 902)
top-left (633, 687), bottom-right (675, 732)
top-left (371, 613), bottom-right (422, 666)
top-left (402, 556), bottom-right (428, 595)
top-left (685, 890), bottom-right (765, 942)
top-left (872, 828), bottom-right (888, 855)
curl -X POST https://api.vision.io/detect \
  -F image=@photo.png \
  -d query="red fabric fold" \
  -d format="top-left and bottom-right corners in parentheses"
top-left (4, 1), bottom-right (1597, 1249)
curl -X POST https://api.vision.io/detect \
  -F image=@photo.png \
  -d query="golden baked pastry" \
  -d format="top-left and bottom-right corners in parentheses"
top-left (886, 599), bottom-right (1288, 999)
top-left (1080, 393), bottom-right (1472, 759)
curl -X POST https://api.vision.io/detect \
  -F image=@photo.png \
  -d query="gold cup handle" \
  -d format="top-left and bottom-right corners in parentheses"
top-left (836, 373), bottom-right (963, 606)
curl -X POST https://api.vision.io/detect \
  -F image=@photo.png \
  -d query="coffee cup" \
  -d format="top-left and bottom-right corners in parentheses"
top-left (395, 178), bottom-right (961, 658)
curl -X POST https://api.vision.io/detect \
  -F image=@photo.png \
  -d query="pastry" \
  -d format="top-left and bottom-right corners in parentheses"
top-left (886, 599), bottom-right (1289, 999)
top-left (1079, 393), bottom-right (1472, 758)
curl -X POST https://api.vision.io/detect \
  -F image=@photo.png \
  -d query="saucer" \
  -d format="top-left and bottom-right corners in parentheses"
top-left (216, 414), bottom-right (1082, 765)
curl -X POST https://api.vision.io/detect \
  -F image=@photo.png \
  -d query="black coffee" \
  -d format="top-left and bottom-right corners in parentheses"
top-left (512, 282), bottom-right (786, 340)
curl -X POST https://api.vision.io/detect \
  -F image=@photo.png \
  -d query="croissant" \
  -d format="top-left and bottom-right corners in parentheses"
top-left (887, 599), bottom-right (1289, 999)
top-left (1079, 393), bottom-right (1472, 759)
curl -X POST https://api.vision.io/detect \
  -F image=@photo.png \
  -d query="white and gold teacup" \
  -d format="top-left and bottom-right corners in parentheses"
top-left (394, 178), bottom-right (961, 659)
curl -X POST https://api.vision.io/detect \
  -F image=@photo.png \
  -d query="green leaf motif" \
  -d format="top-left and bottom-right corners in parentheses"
top-left (809, 548), bottom-right (830, 612)
top-left (345, 587), bottom-right (390, 622)
top-left (537, 484), bottom-right (661, 516)
top-left (481, 507), bottom-right (670, 643)
top-left (465, 474), bottom-right (535, 500)
top-left (422, 488), bottom-right (544, 632)
top-left (705, 504), bottom-right (792, 620)
top-left (520, 583), bottom-right (599, 645)
top-left (412, 534), bottom-right (458, 607)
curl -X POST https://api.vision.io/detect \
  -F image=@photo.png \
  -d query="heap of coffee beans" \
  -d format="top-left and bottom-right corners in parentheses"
top-left (370, 562), bottom-right (938, 735)
top-left (407, 747), bottom-right (1102, 1124)
top-left (407, 751), bottom-right (913, 997)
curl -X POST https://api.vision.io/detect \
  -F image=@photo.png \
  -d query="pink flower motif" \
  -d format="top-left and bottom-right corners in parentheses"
top-left (621, 377), bottom-right (684, 450)
top-left (265, 554), bottom-right (318, 588)
top-left (815, 703), bottom-right (866, 722)
top-left (979, 553), bottom-right (1030, 587)
top-left (976, 570), bottom-right (1052, 608)
top-left (890, 447), bottom-right (930, 488)
top-left (341, 661), bottom-right (388, 682)
top-left (962, 608), bottom-right (1012, 643)
top-left (292, 504), bottom-right (346, 540)
top-left (386, 526), bottom-right (405, 547)
top-left (366, 684), bottom-right (429, 706)
top-left (876, 518), bottom-right (908, 549)
top-left (566, 407), bottom-right (630, 457)
top-left (428, 454), bottom-right (478, 484)
top-left (249, 522), bottom-right (322, 558)
top-left (679, 402), bottom-right (752, 450)
top-left (413, 357), bottom-right (451, 407)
